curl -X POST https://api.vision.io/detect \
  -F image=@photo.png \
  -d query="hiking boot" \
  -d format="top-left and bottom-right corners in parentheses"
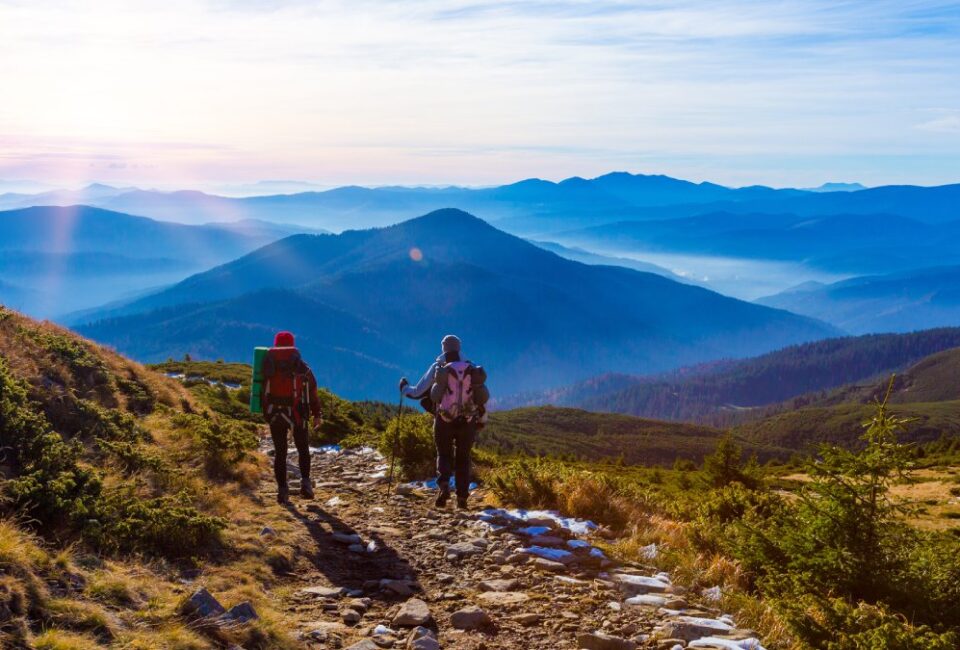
top-left (435, 487), bottom-right (450, 508)
top-left (300, 482), bottom-right (315, 499)
top-left (457, 496), bottom-right (469, 510)
top-left (277, 485), bottom-right (290, 505)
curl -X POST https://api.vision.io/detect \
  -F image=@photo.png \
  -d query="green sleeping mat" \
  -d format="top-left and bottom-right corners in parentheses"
top-left (250, 346), bottom-right (269, 414)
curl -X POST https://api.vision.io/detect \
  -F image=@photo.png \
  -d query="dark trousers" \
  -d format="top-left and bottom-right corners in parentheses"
top-left (434, 418), bottom-right (475, 498)
top-left (269, 417), bottom-right (311, 489)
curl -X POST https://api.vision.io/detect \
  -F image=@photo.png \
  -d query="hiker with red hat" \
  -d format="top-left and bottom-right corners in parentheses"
top-left (261, 331), bottom-right (322, 504)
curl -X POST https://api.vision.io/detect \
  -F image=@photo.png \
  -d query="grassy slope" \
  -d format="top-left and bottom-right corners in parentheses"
top-left (0, 307), bottom-right (309, 649)
top-left (485, 406), bottom-right (793, 465)
top-left (735, 348), bottom-right (960, 451)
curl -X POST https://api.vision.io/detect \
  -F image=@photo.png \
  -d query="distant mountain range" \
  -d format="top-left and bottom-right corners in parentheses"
top-left (553, 212), bottom-right (960, 275)
top-left (496, 328), bottom-right (960, 426)
top-left (5, 173), bottom-right (955, 235)
top-left (0, 205), bottom-right (317, 317)
top-left (756, 266), bottom-right (960, 333)
top-left (76, 209), bottom-right (836, 400)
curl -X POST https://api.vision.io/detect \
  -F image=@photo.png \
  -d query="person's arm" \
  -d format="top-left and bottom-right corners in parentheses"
top-left (402, 362), bottom-right (437, 399)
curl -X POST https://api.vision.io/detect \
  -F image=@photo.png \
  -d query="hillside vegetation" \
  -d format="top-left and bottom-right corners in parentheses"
top-left (0, 306), bottom-right (322, 648)
top-left (483, 406), bottom-right (791, 465)
top-left (505, 328), bottom-right (960, 425)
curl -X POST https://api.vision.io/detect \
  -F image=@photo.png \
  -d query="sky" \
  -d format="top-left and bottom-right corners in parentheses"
top-left (1, 0), bottom-right (959, 190)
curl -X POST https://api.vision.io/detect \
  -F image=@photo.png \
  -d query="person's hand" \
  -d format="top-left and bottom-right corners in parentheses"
top-left (398, 377), bottom-right (409, 392)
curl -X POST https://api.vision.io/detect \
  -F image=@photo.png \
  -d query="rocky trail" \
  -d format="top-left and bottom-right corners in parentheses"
top-left (245, 442), bottom-right (766, 650)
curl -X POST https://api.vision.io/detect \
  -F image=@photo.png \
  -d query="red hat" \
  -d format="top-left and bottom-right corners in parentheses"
top-left (274, 331), bottom-right (295, 347)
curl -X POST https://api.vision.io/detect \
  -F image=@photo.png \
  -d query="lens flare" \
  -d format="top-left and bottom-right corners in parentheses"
top-left (409, 247), bottom-right (423, 262)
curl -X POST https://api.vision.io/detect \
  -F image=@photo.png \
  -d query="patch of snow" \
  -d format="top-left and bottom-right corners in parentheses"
top-left (678, 616), bottom-right (733, 632)
top-left (518, 526), bottom-right (553, 537)
top-left (481, 508), bottom-right (598, 535)
top-left (372, 624), bottom-right (395, 636)
top-left (325, 496), bottom-right (343, 507)
top-left (310, 445), bottom-right (342, 454)
top-left (407, 478), bottom-right (478, 492)
top-left (689, 638), bottom-right (766, 650)
top-left (614, 574), bottom-right (670, 590)
top-left (625, 594), bottom-right (667, 607)
top-left (521, 546), bottom-right (574, 562)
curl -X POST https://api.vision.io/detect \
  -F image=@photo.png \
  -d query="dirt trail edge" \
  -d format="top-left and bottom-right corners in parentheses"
top-left (258, 442), bottom-right (766, 650)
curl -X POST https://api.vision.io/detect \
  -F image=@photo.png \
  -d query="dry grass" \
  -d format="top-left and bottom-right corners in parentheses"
top-left (32, 629), bottom-right (103, 650)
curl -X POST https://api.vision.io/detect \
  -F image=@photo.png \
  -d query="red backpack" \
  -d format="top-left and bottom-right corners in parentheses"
top-left (262, 346), bottom-right (310, 426)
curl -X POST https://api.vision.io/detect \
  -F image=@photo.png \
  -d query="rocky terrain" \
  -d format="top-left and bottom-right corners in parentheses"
top-left (215, 440), bottom-right (768, 650)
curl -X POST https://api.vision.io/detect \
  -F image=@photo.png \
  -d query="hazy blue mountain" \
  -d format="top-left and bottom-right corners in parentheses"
top-left (805, 182), bottom-right (867, 192)
top-left (0, 183), bottom-right (131, 211)
top-left (5, 174), bottom-right (957, 237)
top-left (78, 209), bottom-right (837, 400)
top-left (0, 206), bottom-right (307, 264)
top-left (496, 328), bottom-right (960, 425)
top-left (0, 279), bottom-right (32, 311)
top-left (0, 205), bottom-right (312, 317)
top-left (529, 240), bottom-right (702, 285)
top-left (0, 172), bottom-right (806, 231)
top-left (556, 212), bottom-right (960, 275)
top-left (756, 266), bottom-right (960, 333)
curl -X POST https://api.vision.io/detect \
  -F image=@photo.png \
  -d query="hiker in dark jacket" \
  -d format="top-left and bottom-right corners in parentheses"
top-left (399, 335), bottom-right (487, 509)
top-left (262, 331), bottom-right (322, 504)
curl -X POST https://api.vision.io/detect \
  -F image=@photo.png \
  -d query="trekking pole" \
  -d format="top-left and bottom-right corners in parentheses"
top-left (386, 392), bottom-right (404, 496)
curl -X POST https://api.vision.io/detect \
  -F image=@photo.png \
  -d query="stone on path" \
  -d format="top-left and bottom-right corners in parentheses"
top-left (656, 616), bottom-right (735, 642)
top-left (514, 612), bottom-right (542, 626)
top-left (450, 605), bottom-right (491, 630)
top-left (345, 640), bottom-right (380, 650)
top-left (479, 578), bottom-right (520, 592)
top-left (577, 631), bottom-right (638, 650)
top-left (392, 598), bottom-right (433, 627)
top-left (299, 585), bottom-right (346, 599)
top-left (533, 558), bottom-right (567, 573)
top-left (381, 578), bottom-right (415, 597)
top-left (407, 626), bottom-right (441, 650)
top-left (477, 591), bottom-right (529, 606)
top-left (446, 541), bottom-right (485, 559)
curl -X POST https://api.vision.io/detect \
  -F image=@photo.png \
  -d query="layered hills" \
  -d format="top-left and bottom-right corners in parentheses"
top-left (77, 209), bottom-right (836, 400)
top-left (497, 328), bottom-right (960, 425)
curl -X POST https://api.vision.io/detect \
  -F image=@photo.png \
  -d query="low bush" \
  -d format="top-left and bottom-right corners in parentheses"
top-left (377, 413), bottom-right (435, 481)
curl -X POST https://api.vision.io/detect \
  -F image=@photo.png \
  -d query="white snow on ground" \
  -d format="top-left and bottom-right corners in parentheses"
top-left (689, 637), bottom-right (766, 650)
top-left (679, 616), bottom-right (733, 631)
top-left (614, 574), bottom-right (671, 591)
top-left (309, 445), bottom-right (342, 454)
top-left (522, 546), bottom-right (574, 562)
top-left (481, 508), bottom-right (599, 535)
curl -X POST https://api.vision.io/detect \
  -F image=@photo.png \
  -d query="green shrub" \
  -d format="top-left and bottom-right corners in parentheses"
top-left (723, 386), bottom-right (960, 642)
top-left (702, 433), bottom-right (759, 489)
top-left (170, 412), bottom-right (258, 479)
top-left (378, 413), bottom-right (435, 481)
